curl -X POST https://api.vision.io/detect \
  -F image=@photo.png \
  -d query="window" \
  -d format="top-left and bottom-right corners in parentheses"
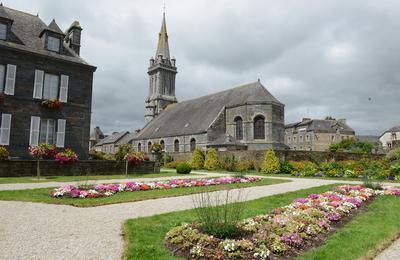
top-left (190, 138), bottom-right (196, 152)
top-left (253, 115), bottom-right (265, 139)
top-left (234, 116), bottom-right (243, 140)
top-left (287, 136), bottom-right (291, 143)
top-left (0, 64), bottom-right (4, 92)
top-left (160, 140), bottom-right (165, 150)
top-left (299, 135), bottom-right (303, 142)
top-left (43, 73), bottom-right (59, 100)
top-left (148, 141), bottom-right (152, 152)
top-left (47, 36), bottom-right (60, 52)
top-left (0, 113), bottom-right (11, 145)
top-left (306, 135), bottom-right (310, 141)
top-left (138, 143), bottom-right (142, 152)
top-left (331, 135), bottom-right (335, 141)
top-left (39, 119), bottom-right (56, 145)
top-left (174, 139), bottom-right (179, 152)
top-left (0, 23), bottom-right (6, 40)
top-left (293, 136), bottom-right (297, 142)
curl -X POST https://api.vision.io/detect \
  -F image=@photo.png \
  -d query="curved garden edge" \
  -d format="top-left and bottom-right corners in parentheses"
top-left (121, 185), bottom-right (400, 260)
top-left (0, 177), bottom-right (289, 207)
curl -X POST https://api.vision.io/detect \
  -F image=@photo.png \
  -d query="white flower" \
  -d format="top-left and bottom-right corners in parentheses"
top-left (221, 239), bottom-right (236, 252)
top-left (190, 245), bottom-right (204, 257)
top-left (254, 248), bottom-right (270, 259)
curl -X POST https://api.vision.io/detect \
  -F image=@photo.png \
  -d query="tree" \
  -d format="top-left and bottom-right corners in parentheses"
top-left (115, 144), bottom-right (132, 162)
top-left (262, 149), bottom-right (280, 174)
top-left (191, 148), bottom-right (205, 170)
top-left (204, 148), bottom-right (219, 171)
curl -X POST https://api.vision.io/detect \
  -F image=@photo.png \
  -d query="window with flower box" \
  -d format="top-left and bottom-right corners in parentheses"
top-left (39, 119), bottom-right (56, 145)
top-left (30, 116), bottom-right (66, 147)
top-left (33, 70), bottom-right (69, 102)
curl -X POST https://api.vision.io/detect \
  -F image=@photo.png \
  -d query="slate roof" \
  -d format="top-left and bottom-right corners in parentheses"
top-left (356, 135), bottom-right (381, 144)
top-left (385, 125), bottom-right (400, 133)
top-left (134, 81), bottom-right (283, 140)
top-left (0, 5), bottom-right (93, 67)
top-left (94, 131), bottom-right (129, 146)
top-left (46, 19), bottom-right (65, 35)
top-left (156, 12), bottom-right (170, 59)
top-left (116, 132), bottom-right (137, 146)
top-left (286, 119), bottom-right (355, 134)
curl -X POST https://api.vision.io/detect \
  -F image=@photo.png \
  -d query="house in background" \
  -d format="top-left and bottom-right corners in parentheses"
top-left (285, 118), bottom-right (355, 151)
top-left (89, 126), bottom-right (105, 150)
top-left (356, 135), bottom-right (382, 153)
top-left (379, 125), bottom-right (400, 151)
top-left (0, 4), bottom-right (96, 158)
top-left (92, 131), bottom-right (132, 154)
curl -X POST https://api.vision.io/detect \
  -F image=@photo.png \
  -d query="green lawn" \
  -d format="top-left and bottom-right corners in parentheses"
top-left (123, 184), bottom-right (400, 260)
top-left (0, 171), bottom-right (199, 184)
top-left (0, 178), bottom-right (287, 207)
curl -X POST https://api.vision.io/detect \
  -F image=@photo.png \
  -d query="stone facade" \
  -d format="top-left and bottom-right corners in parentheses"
top-left (285, 118), bottom-right (355, 152)
top-left (379, 125), bottom-right (400, 151)
top-left (0, 6), bottom-right (96, 159)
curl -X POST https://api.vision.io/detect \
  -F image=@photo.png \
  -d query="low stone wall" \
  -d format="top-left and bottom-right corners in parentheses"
top-left (0, 160), bottom-right (159, 177)
top-left (169, 150), bottom-right (383, 163)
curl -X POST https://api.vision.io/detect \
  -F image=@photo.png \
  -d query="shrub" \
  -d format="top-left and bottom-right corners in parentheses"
top-left (390, 163), bottom-right (400, 176)
top-left (124, 152), bottom-right (145, 165)
top-left (320, 162), bottom-right (344, 178)
top-left (236, 160), bottom-right (255, 172)
top-left (204, 148), bottom-right (219, 171)
top-left (261, 149), bottom-right (280, 174)
top-left (193, 189), bottom-right (245, 239)
top-left (289, 161), bottom-right (318, 176)
top-left (55, 148), bottom-right (78, 165)
top-left (89, 150), bottom-right (107, 160)
top-left (176, 161), bottom-right (192, 174)
top-left (329, 138), bottom-right (374, 154)
top-left (0, 146), bottom-right (10, 160)
top-left (165, 160), bottom-right (183, 169)
top-left (191, 148), bottom-right (205, 170)
top-left (162, 153), bottom-right (174, 165)
top-left (115, 143), bottom-right (132, 161)
top-left (280, 161), bottom-right (294, 175)
top-left (150, 142), bottom-right (163, 153)
top-left (219, 155), bottom-right (238, 172)
top-left (386, 147), bottom-right (400, 163)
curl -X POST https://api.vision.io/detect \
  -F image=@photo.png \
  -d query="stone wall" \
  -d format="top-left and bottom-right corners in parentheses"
top-left (0, 160), bottom-right (159, 177)
top-left (168, 150), bottom-right (383, 163)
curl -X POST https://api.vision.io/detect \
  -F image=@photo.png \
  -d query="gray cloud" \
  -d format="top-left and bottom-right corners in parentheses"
top-left (5, 0), bottom-right (400, 135)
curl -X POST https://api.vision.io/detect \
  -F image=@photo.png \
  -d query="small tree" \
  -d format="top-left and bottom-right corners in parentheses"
top-left (115, 144), bottom-right (132, 162)
top-left (29, 145), bottom-right (47, 179)
top-left (262, 149), bottom-right (280, 174)
top-left (204, 148), bottom-right (219, 171)
top-left (191, 148), bottom-right (205, 169)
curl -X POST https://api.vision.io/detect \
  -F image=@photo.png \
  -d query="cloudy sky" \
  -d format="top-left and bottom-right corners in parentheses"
top-left (6, 0), bottom-right (400, 135)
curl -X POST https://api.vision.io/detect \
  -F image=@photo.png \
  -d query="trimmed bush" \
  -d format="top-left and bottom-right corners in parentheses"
top-left (176, 161), bottom-right (192, 174)
top-left (165, 160), bottom-right (183, 169)
top-left (280, 160), bottom-right (294, 175)
top-left (261, 149), bottom-right (280, 174)
top-left (236, 160), bottom-right (255, 172)
top-left (219, 155), bottom-right (238, 172)
top-left (191, 148), bottom-right (205, 170)
top-left (204, 148), bottom-right (219, 171)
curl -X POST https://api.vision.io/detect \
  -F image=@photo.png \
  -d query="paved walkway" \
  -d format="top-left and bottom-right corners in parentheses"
top-left (0, 173), bottom-right (399, 259)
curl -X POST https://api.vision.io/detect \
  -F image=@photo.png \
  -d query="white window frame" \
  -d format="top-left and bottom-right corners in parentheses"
top-left (43, 73), bottom-right (59, 100)
top-left (47, 36), bottom-right (61, 52)
top-left (0, 64), bottom-right (4, 92)
top-left (0, 23), bottom-right (6, 40)
top-left (0, 113), bottom-right (11, 145)
top-left (39, 119), bottom-right (57, 145)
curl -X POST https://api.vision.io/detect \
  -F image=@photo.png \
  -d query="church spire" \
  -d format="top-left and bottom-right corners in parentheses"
top-left (155, 12), bottom-right (170, 59)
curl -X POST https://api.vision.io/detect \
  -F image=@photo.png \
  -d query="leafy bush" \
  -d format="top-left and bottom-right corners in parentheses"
top-left (165, 160), bottom-right (183, 169)
top-left (386, 147), bottom-right (400, 163)
top-left (289, 161), bottom-right (318, 176)
top-left (390, 163), bottom-right (400, 176)
top-left (320, 162), bottom-right (344, 178)
top-left (219, 155), bottom-right (238, 172)
top-left (191, 148), bottom-right (205, 170)
top-left (115, 143), bottom-right (132, 161)
top-left (204, 148), bottom-right (219, 171)
top-left (162, 153), bottom-right (174, 165)
top-left (150, 142), bottom-right (163, 153)
top-left (329, 138), bottom-right (373, 154)
top-left (280, 161), bottom-right (294, 175)
top-left (193, 189), bottom-right (245, 239)
top-left (261, 149), bottom-right (280, 174)
top-left (55, 148), bottom-right (78, 165)
top-left (0, 146), bottom-right (10, 160)
top-left (236, 160), bottom-right (255, 172)
top-left (176, 161), bottom-right (192, 174)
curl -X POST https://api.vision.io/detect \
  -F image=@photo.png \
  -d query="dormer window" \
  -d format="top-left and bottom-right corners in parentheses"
top-left (47, 36), bottom-right (60, 52)
top-left (0, 23), bottom-right (6, 40)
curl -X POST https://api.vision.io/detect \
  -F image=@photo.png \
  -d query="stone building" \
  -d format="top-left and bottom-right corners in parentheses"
top-left (92, 131), bottom-right (130, 154)
top-left (132, 13), bottom-right (286, 152)
top-left (379, 125), bottom-right (400, 151)
top-left (0, 5), bottom-right (96, 158)
top-left (285, 118), bottom-right (355, 151)
top-left (89, 126), bottom-right (105, 150)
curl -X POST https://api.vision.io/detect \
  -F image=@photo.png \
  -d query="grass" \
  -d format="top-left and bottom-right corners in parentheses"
top-left (0, 171), bottom-right (198, 184)
top-left (0, 177), bottom-right (287, 207)
top-left (123, 185), bottom-right (400, 260)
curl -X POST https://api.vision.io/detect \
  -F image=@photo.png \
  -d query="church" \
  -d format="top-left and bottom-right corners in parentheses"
top-left (132, 13), bottom-right (286, 153)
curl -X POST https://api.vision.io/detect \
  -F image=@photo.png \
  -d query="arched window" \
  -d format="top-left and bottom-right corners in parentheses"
top-left (234, 116), bottom-right (243, 140)
top-left (174, 139), bottom-right (179, 152)
top-left (148, 141), bottom-right (152, 152)
top-left (138, 143), bottom-right (142, 152)
top-left (160, 140), bottom-right (165, 150)
top-left (190, 138), bottom-right (196, 152)
top-left (253, 115), bottom-right (265, 139)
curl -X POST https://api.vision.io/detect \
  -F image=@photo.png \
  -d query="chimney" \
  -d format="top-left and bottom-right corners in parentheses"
top-left (65, 21), bottom-right (82, 55)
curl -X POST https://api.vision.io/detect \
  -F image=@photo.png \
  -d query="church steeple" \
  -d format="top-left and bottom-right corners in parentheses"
top-left (156, 13), bottom-right (170, 59)
top-left (144, 11), bottom-right (178, 124)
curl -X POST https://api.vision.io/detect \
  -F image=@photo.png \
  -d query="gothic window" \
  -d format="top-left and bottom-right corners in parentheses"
top-left (253, 115), bottom-right (265, 139)
top-left (190, 138), bottom-right (196, 152)
top-left (160, 140), bottom-right (165, 150)
top-left (234, 116), bottom-right (243, 140)
top-left (138, 143), bottom-right (141, 152)
top-left (148, 141), bottom-right (152, 152)
top-left (174, 139), bottom-right (179, 152)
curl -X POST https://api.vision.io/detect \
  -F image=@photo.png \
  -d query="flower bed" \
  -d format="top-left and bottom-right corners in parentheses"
top-left (165, 185), bottom-right (400, 259)
top-left (49, 176), bottom-right (262, 198)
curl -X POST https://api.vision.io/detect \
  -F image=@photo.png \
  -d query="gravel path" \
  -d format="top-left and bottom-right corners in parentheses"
top-left (375, 238), bottom-right (400, 259)
top-left (1, 174), bottom-right (399, 260)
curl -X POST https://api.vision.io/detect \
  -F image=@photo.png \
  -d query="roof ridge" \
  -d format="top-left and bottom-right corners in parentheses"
top-left (4, 5), bottom-right (40, 18)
